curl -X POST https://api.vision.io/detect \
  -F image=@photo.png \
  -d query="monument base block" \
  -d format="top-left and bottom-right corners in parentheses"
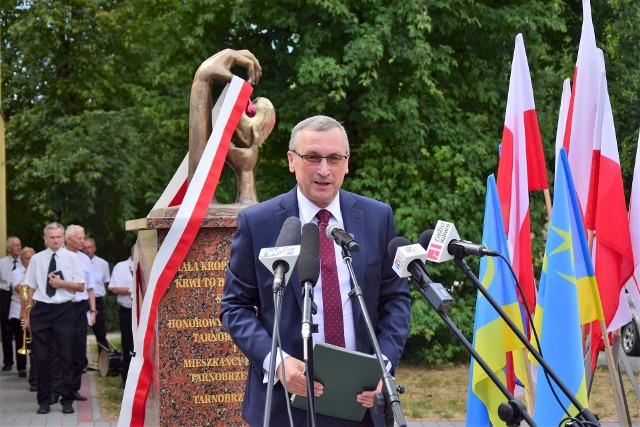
top-left (127, 205), bottom-right (248, 426)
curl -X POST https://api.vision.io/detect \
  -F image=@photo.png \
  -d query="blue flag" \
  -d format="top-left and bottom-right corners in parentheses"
top-left (466, 174), bottom-right (527, 426)
top-left (532, 148), bottom-right (592, 424)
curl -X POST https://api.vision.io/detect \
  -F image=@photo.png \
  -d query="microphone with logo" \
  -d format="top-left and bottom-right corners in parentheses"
top-left (424, 220), bottom-right (499, 263)
top-left (259, 217), bottom-right (302, 292)
top-left (262, 217), bottom-right (303, 427)
top-left (388, 237), bottom-right (452, 313)
top-left (326, 223), bottom-right (360, 252)
top-left (389, 235), bottom-right (536, 426)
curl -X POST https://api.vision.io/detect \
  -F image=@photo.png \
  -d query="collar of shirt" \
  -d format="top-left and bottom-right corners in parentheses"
top-left (45, 247), bottom-right (62, 257)
top-left (295, 187), bottom-right (344, 227)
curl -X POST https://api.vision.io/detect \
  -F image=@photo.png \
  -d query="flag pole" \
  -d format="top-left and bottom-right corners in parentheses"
top-left (543, 189), bottom-right (552, 221)
top-left (598, 319), bottom-right (629, 427)
top-left (522, 349), bottom-right (535, 413)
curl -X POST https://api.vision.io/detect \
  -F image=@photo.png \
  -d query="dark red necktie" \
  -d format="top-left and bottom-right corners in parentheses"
top-left (316, 209), bottom-right (345, 347)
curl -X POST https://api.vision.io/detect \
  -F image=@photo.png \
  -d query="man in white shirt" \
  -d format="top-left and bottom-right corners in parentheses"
top-left (8, 246), bottom-right (33, 378)
top-left (0, 236), bottom-right (21, 371)
top-left (109, 247), bottom-right (134, 388)
top-left (50, 225), bottom-right (96, 403)
top-left (83, 237), bottom-right (110, 354)
top-left (23, 222), bottom-right (85, 415)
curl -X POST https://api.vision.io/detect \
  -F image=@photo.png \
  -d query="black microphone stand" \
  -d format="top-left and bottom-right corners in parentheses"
top-left (301, 279), bottom-right (317, 427)
top-left (339, 246), bottom-right (407, 427)
top-left (264, 279), bottom-right (287, 427)
top-left (453, 256), bottom-right (600, 426)
top-left (409, 274), bottom-right (534, 426)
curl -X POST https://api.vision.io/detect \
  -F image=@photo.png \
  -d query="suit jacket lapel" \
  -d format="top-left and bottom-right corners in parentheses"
top-left (339, 191), bottom-right (365, 328)
top-left (276, 188), bottom-right (303, 310)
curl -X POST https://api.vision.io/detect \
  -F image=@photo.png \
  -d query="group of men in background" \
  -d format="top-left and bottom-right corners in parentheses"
top-left (0, 223), bottom-right (134, 415)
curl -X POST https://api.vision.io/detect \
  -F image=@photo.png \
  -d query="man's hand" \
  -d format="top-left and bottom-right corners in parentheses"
top-left (356, 380), bottom-right (382, 408)
top-left (276, 356), bottom-right (323, 398)
top-left (49, 273), bottom-right (64, 289)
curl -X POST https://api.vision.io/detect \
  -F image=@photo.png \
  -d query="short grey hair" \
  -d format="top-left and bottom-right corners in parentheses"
top-left (288, 115), bottom-right (349, 153)
top-left (65, 224), bottom-right (84, 239)
top-left (44, 222), bottom-right (64, 236)
top-left (6, 236), bottom-right (19, 247)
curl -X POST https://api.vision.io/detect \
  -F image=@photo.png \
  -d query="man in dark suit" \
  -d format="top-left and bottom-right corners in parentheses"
top-left (221, 115), bottom-right (411, 426)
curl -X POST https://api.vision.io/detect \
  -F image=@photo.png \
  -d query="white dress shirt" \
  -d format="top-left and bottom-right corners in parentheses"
top-left (90, 255), bottom-right (110, 297)
top-left (9, 264), bottom-right (25, 320)
top-left (73, 250), bottom-right (95, 302)
top-left (296, 188), bottom-right (356, 350)
top-left (23, 247), bottom-right (85, 304)
top-left (109, 258), bottom-right (133, 309)
top-left (0, 255), bottom-right (20, 291)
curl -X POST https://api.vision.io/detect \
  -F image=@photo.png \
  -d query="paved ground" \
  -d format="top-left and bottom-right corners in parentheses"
top-left (0, 333), bottom-right (118, 427)
top-left (0, 337), bottom-right (632, 426)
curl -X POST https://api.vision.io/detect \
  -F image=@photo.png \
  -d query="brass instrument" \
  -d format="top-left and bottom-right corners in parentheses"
top-left (18, 285), bottom-right (32, 355)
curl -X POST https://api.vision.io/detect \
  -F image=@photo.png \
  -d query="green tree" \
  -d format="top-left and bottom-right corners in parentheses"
top-left (3, 0), bottom-right (640, 362)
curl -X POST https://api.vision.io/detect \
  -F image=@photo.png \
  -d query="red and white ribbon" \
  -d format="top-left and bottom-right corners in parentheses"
top-left (150, 153), bottom-right (189, 211)
top-left (118, 76), bottom-right (253, 426)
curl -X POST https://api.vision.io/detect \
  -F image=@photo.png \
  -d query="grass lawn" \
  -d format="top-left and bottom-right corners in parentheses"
top-left (95, 354), bottom-right (640, 422)
top-left (394, 362), bottom-right (640, 421)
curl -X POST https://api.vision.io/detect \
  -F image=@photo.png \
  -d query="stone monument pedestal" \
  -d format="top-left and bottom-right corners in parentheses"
top-left (127, 205), bottom-right (249, 426)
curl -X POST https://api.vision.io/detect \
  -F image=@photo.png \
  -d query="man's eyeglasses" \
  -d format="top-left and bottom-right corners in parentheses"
top-left (291, 150), bottom-right (349, 166)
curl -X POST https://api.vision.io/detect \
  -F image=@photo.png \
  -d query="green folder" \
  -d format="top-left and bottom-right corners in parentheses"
top-left (290, 341), bottom-right (382, 421)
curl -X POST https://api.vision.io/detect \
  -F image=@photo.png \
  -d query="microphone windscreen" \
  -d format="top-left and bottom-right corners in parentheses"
top-left (275, 217), bottom-right (302, 247)
top-left (418, 229), bottom-right (435, 249)
top-left (298, 223), bottom-right (320, 285)
top-left (387, 236), bottom-right (412, 258)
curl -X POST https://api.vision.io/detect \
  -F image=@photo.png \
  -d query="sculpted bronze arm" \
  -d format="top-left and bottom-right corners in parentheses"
top-left (188, 49), bottom-right (276, 205)
top-left (188, 49), bottom-right (262, 182)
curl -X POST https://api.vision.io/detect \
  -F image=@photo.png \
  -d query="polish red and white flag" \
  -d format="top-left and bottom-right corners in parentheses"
top-left (624, 135), bottom-right (640, 340)
top-left (496, 33), bottom-right (547, 330)
top-left (562, 0), bottom-right (634, 370)
top-left (563, 0), bottom-right (600, 216)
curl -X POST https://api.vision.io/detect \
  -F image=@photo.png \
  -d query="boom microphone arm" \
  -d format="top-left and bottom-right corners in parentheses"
top-left (452, 256), bottom-right (600, 426)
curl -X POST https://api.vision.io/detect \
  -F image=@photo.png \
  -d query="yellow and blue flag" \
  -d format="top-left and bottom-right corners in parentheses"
top-left (466, 174), bottom-right (527, 426)
top-left (531, 148), bottom-right (595, 424)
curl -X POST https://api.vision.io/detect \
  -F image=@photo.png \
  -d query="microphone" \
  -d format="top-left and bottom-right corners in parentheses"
top-left (299, 223), bottom-right (320, 342)
top-left (298, 223), bottom-right (320, 287)
top-left (326, 223), bottom-right (360, 252)
top-left (259, 217), bottom-right (302, 290)
top-left (388, 237), bottom-right (452, 312)
top-left (424, 220), bottom-right (499, 263)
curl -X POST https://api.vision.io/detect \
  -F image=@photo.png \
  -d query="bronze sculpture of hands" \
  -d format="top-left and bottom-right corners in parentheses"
top-left (189, 49), bottom-right (275, 205)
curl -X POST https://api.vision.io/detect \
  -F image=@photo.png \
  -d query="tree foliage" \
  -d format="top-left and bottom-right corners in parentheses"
top-left (2, 0), bottom-right (640, 362)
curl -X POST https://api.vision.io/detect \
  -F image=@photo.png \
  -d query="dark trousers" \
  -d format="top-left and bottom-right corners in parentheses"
top-left (0, 289), bottom-right (13, 368)
top-left (52, 300), bottom-right (88, 394)
top-left (8, 317), bottom-right (27, 372)
top-left (29, 351), bottom-right (37, 386)
top-left (91, 297), bottom-right (109, 352)
top-left (71, 300), bottom-right (88, 392)
top-left (30, 301), bottom-right (75, 407)
top-left (120, 306), bottom-right (133, 383)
